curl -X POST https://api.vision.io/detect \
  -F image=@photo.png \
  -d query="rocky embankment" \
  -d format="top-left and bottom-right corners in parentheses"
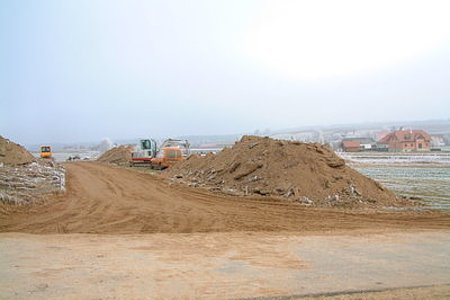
top-left (0, 136), bottom-right (65, 205)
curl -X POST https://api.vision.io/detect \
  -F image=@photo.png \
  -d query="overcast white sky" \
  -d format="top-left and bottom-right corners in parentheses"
top-left (1, 0), bottom-right (450, 144)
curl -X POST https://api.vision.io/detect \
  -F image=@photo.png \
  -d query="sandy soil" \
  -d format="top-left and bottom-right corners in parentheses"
top-left (166, 136), bottom-right (401, 208)
top-left (0, 231), bottom-right (449, 299)
top-left (1, 162), bottom-right (449, 299)
top-left (0, 162), bottom-right (449, 234)
top-left (0, 135), bottom-right (35, 166)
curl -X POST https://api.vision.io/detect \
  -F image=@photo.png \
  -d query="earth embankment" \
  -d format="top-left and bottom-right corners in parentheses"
top-left (166, 136), bottom-right (409, 208)
top-left (0, 136), bottom-right (35, 165)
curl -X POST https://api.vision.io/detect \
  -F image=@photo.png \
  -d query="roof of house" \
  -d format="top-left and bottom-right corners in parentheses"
top-left (378, 130), bottom-right (431, 144)
top-left (342, 140), bottom-right (360, 148)
top-left (342, 138), bottom-right (375, 144)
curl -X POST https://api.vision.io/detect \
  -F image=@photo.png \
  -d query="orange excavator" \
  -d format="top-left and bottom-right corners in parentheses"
top-left (150, 147), bottom-right (185, 170)
top-left (40, 145), bottom-right (53, 159)
top-left (130, 138), bottom-right (190, 169)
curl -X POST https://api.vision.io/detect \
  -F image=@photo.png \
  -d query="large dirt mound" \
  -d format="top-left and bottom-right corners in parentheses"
top-left (97, 145), bottom-right (132, 165)
top-left (0, 136), bottom-right (35, 165)
top-left (166, 136), bottom-right (402, 208)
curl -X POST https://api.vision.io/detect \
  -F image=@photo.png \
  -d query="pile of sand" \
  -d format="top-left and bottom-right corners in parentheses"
top-left (0, 136), bottom-right (35, 166)
top-left (166, 136), bottom-right (402, 208)
top-left (97, 146), bottom-right (133, 165)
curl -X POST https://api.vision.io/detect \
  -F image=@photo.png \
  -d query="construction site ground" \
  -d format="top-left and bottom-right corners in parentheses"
top-left (1, 162), bottom-right (450, 299)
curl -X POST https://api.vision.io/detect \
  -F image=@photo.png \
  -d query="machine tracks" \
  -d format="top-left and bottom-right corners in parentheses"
top-left (0, 162), bottom-right (449, 234)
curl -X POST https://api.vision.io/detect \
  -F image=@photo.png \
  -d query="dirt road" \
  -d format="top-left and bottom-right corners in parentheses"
top-left (0, 231), bottom-right (449, 299)
top-left (1, 162), bottom-right (450, 299)
top-left (1, 162), bottom-right (449, 234)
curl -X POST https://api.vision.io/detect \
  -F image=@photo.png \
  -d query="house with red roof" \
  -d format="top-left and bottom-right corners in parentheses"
top-left (342, 140), bottom-right (361, 152)
top-left (341, 138), bottom-right (376, 152)
top-left (378, 129), bottom-right (431, 152)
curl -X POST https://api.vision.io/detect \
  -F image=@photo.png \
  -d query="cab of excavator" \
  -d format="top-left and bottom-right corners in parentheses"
top-left (140, 139), bottom-right (157, 157)
top-left (141, 139), bottom-right (151, 150)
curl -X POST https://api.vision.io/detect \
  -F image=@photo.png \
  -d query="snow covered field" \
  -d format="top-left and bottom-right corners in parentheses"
top-left (341, 152), bottom-right (450, 209)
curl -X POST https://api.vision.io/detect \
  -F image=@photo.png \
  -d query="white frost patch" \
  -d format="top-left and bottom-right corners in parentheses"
top-left (0, 161), bottom-right (66, 205)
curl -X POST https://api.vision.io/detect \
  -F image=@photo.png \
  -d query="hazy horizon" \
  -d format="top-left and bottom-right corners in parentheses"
top-left (11, 117), bottom-right (450, 148)
top-left (2, 0), bottom-right (450, 145)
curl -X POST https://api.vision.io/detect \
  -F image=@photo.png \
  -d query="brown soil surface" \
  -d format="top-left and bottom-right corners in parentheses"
top-left (0, 136), bottom-right (35, 165)
top-left (0, 162), bottom-right (448, 234)
top-left (96, 145), bottom-right (132, 165)
top-left (165, 136), bottom-right (410, 208)
top-left (1, 232), bottom-right (449, 299)
top-left (298, 285), bottom-right (450, 300)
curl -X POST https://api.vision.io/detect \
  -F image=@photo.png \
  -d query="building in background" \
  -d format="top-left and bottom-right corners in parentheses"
top-left (342, 140), bottom-right (360, 152)
top-left (378, 129), bottom-right (431, 152)
top-left (341, 138), bottom-right (377, 152)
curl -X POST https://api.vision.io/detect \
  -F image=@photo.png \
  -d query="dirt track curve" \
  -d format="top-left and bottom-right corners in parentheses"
top-left (0, 162), bottom-right (449, 234)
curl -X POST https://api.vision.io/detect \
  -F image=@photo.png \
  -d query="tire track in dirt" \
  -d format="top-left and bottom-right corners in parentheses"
top-left (0, 162), bottom-right (449, 234)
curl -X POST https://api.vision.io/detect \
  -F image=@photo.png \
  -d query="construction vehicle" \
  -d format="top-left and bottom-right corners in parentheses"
top-left (129, 138), bottom-right (190, 169)
top-left (149, 139), bottom-right (190, 169)
top-left (160, 139), bottom-right (191, 157)
top-left (130, 139), bottom-right (158, 166)
top-left (40, 145), bottom-right (52, 159)
top-left (150, 147), bottom-right (185, 170)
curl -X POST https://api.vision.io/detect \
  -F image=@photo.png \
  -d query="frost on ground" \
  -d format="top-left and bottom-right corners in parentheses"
top-left (0, 161), bottom-right (65, 205)
top-left (339, 151), bottom-right (450, 167)
top-left (338, 152), bottom-right (450, 209)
